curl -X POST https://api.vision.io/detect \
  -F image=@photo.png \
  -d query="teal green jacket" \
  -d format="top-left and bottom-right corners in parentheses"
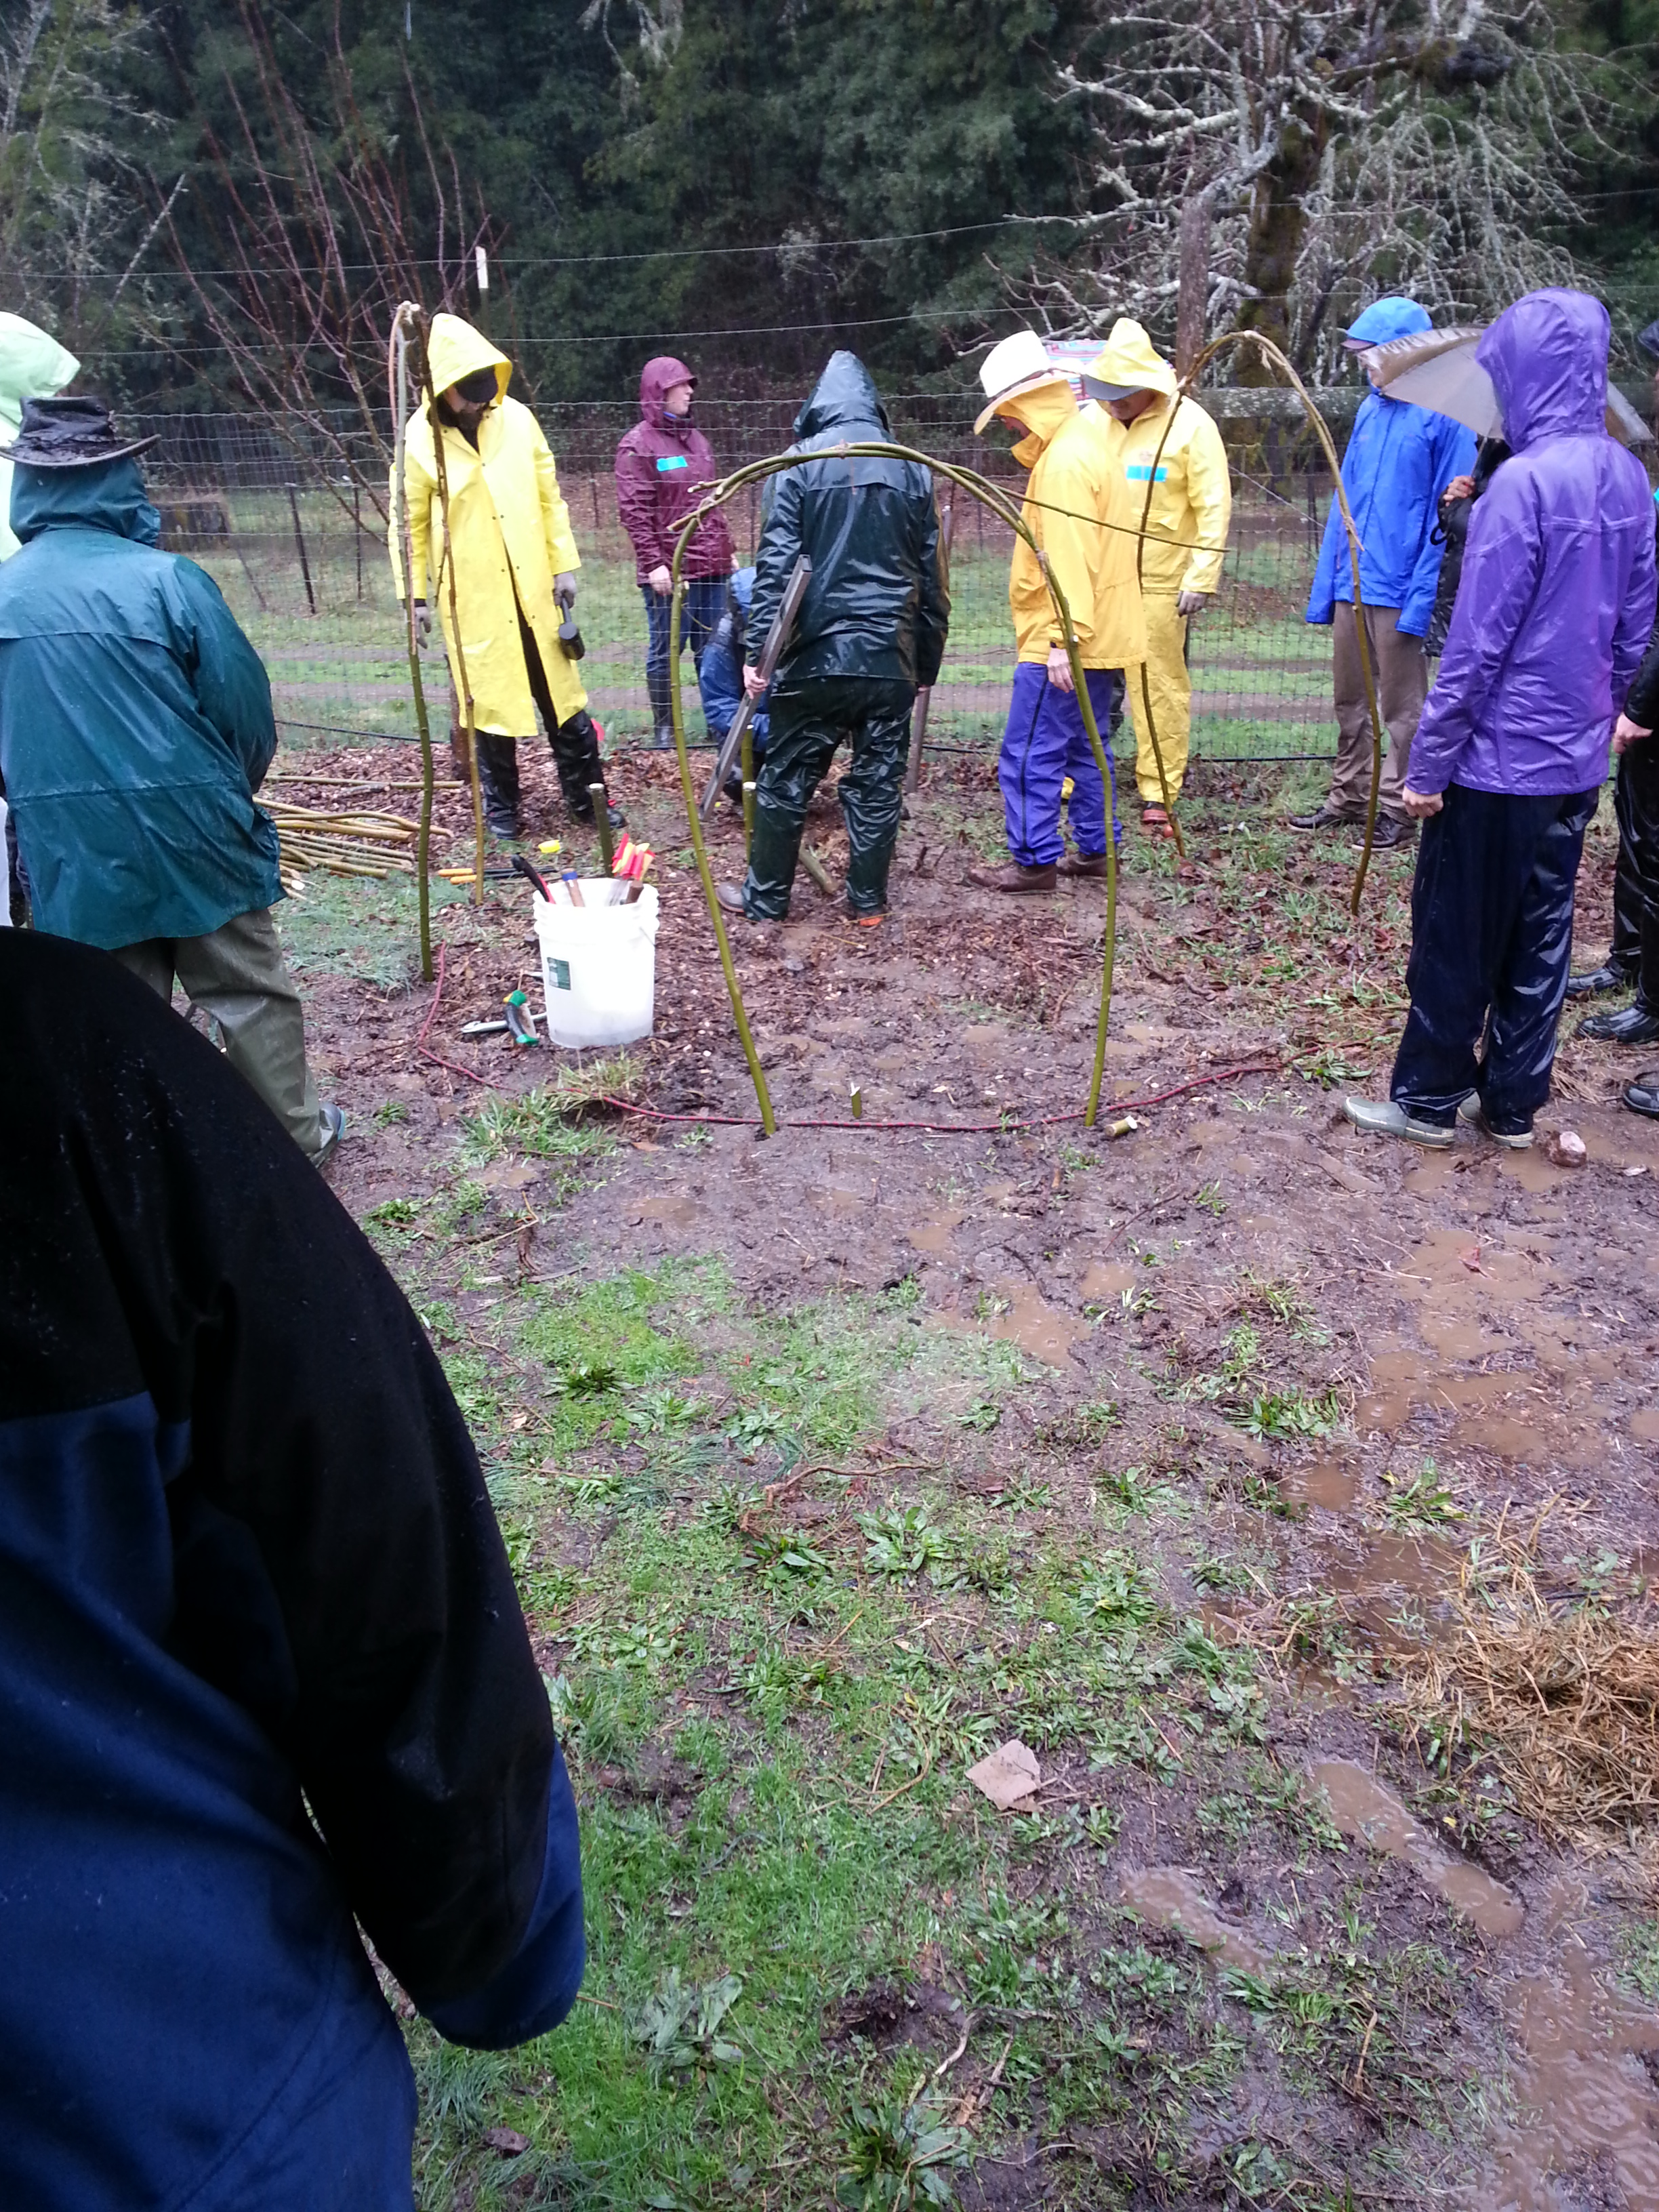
top-left (0, 459), bottom-right (281, 948)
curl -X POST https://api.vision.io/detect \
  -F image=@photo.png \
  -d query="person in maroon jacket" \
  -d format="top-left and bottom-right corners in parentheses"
top-left (615, 357), bottom-right (735, 743)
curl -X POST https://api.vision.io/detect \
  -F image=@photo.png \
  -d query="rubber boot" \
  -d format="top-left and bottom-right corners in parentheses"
top-left (839, 699), bottom-right (909, 918)
top-left (647, 665), bottom-right (676, 751)
top-left (1580, 909), bottom-right (1659, 1044)
top-left (474, 734), bottom-right (522, 839)
top-left (549, 709), bottom-right (625, 828)
top-left (743, 810), bottom-right (802, 921)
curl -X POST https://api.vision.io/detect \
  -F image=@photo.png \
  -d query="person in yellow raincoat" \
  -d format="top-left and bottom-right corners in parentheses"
top-left (1083, 319), bottom-right (1231, 836)
top-left (390, 314), bottom-right (617, 839)
top-left (969, 330), bottom-right (1146, 893)
top-left (1, 312), bottom-right (79, 562)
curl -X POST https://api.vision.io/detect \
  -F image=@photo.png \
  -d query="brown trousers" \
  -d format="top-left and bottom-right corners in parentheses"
top-left (113, 907), bottom-right (327, 1159)
top-left (1324, 601), bottom-right (1429, 820)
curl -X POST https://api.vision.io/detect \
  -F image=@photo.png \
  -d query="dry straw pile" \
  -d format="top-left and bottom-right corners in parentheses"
top-left (1404, 1526), bottom-right (1659, 1841)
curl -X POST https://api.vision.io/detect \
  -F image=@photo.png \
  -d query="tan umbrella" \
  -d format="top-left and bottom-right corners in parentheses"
top-left (1359, 325), bottom-right (1653, 445)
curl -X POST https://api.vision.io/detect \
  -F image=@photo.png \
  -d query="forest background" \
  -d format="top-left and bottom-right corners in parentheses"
top-left (4, 0), bottom-right (1658, 419)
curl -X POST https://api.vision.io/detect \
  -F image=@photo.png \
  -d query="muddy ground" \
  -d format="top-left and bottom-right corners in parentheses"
top-left (276, 731), bottom-right (1659, 2210)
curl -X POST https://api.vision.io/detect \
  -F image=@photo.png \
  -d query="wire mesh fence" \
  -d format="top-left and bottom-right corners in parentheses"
top-left (127, 402), bottom-right (1343, 764)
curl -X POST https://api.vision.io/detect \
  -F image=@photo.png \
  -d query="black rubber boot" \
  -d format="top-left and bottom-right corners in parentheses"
top-left (1580, 911), bottom-right (1659, 1042)
top-left (474, 735), bottom-right (522, 839)
top-left (839, 693), bottom-right (909, 918)
top-left (743, 811), bottom-right (801, 920)
top-left (549, 709), bottom-right (625, 827)
top-left (1565, 959), bottom-right (1639, 999)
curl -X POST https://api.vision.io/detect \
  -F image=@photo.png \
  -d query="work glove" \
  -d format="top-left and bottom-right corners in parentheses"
top-left (553, 573), bottom-right (578, 611)
top-left (412, 600), bottom-right (432, 648)
top-left (1176, 590), bottom-right (1210, 618)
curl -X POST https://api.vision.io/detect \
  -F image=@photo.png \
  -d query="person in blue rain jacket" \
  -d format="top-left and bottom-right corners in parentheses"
top-left (1290, 297), bottom-right (1477, 848)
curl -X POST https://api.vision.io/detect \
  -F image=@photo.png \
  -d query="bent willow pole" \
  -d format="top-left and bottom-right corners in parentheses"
top-left (388, 304), bottom-right (436, 981)
top-left (1133, 329), bottom-right (1388, 915)
top-left (663, 443), bottom-right (1121, 1134)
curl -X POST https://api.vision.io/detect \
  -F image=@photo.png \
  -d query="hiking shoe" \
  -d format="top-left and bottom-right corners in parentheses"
top-left (1622, 1071), bottom-right (1659, 1118)
top-left (1456, 1092), bottom-right (1534, 1148)
top-left (1343, 1096), bottom-right (1453, 1148)
top-left (1360, 813), bottom-right (1414, 849)
top-left (968, 860), bottom-right (1057, 894)
top-left (714, 880), bottom-right (747, 917)
top-left (1141, 804), bottom-right (1176, 840)
top-left (1287, 804), bottom-right (1358, 832)
top-left (315, 1103), bottom-right (346, 1168)
top-left (1057, 851), bottom-right (1109, 879)
top-left (1565, 960), bottom-right (1637, 999)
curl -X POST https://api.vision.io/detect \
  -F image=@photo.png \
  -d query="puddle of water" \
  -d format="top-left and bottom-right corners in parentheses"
top-left (1312, 1761), bottom-right (1523, 1938)
top-left (1080, 1260), bottom-right (1136, 1301)
top-left (1279, 1460), bottom-right (1359, 1511)
top-left (631, 1193), bottom-right (699, 1227)
top-left (1120, 1867), bottom-right (1273, 1975)
top-left (817, 1185), bottom-right (871, 1214)
top-left (1322, 1532), bottom-right (1462, 1603)
top-left (477, 1160), bottom-right (541, 1191)
top-left (1477, 1950), bottom-right (1659, 2211)
top-left (907, 1210), bottom-right (965, 1254)
top-left (979, 1281), bottom-right (1088, 1367)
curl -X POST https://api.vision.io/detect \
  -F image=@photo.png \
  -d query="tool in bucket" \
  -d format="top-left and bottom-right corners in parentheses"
top-left (698, 554), bottom-right (811, 824)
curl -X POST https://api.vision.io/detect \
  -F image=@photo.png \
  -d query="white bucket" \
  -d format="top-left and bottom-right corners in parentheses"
top-left (533, 882), bottom-right (659, 1048)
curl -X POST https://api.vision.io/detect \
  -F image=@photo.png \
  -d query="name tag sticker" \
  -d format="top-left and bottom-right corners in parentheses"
top-left (655, 455), bottom-right (690, 472)
top-left (1126, 464), bottom-right (1170, 483)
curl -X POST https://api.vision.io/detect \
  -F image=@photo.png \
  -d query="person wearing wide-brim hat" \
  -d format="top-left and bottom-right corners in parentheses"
top-left (969, 330), bottom-right (1145, 894)
top-left (0, 395), bottom-right (342, 1163)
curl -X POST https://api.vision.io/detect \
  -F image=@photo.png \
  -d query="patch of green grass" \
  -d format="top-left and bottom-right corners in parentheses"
top-left (520, 1263), bottom-right (703, 1454)
top-left (279, 870), bottom-right (466, 989)
top-left (1381, 1460), bottom-right (1466, 1531)
top-left (390, 1242), bottom-right (1481, 2209)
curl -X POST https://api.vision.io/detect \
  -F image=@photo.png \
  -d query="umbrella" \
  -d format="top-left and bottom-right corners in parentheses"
top-left (1359, 325), bottom-right (1653, 446)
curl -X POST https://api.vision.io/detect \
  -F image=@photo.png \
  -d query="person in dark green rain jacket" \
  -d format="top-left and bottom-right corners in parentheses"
top-left (718, 352), bottom-right (949, 923)
top-left (0, 398), bottom-right (340, 1162)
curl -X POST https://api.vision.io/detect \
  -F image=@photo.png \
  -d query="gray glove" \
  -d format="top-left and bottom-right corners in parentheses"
top-left (413, 600), bottom-right (433, 648)
top-left (553, 573), bottom-right (578, 611)
top-left (1176, 590), bottom-right (1210, 618)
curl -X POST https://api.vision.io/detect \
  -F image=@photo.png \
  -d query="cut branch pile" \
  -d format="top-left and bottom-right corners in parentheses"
top-left (264, 801), bottom-right (421, 888)
top-left (1404, 1595), bottom-right (1659, 1841)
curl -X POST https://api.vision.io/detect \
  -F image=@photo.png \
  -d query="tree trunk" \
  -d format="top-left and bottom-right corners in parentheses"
top-left (1174, 196), bottom-right (1210, 378)
top-left (1235, 112), bottom-right (1327, 380)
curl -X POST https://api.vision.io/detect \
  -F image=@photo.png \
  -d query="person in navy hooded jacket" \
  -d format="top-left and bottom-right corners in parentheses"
top-left (1291, 297), bottom-right (1477, 848)
top-left (0, 927), bottom-right (584, 2210)
top-left (1343, 288), bottom-right (1657, 1150)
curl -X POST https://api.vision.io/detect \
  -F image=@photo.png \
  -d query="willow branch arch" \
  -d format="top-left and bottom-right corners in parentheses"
top-left (655, 339), bottom-right (1383, 1139)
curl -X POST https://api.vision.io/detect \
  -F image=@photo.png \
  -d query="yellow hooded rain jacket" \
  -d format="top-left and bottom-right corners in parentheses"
top-left (1000, 380), bottom-right (1145, 671)
top-left (1082, 320), bottom-right (1231, 597)
top-left (390, 314), bottom-right (586, 735)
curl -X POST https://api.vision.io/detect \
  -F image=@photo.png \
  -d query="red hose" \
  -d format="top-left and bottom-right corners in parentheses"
top-left (592, 1058), bottom-right (1281, 1135)
top-left (415, 945), bottom-right (502, 1091)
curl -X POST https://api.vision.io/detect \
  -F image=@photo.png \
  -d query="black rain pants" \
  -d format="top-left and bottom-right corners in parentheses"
top-left (743, 676), bottom-right (915, 920)
top-left (1391, 781), bottom-right (1599, 1135)
top-left (1610, 735), bottom-right (1659, 988)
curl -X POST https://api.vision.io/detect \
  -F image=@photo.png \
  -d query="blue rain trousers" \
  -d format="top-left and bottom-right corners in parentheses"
top-left (1391, 781), bottom-right (1599, 1132)
top-left (996, 661), bottom-right (1122, 867)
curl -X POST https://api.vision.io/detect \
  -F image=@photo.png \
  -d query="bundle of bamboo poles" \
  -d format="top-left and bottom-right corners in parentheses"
top-left (264, 800), bottom-right (422, 890)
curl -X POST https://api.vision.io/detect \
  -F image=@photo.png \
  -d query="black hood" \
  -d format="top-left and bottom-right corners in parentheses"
top-left (794, 351), bottom-right (890, 441)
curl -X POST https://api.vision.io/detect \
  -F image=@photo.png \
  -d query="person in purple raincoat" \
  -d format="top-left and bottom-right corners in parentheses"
top-left (1343, 288), bottom-right (1658, 1149)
